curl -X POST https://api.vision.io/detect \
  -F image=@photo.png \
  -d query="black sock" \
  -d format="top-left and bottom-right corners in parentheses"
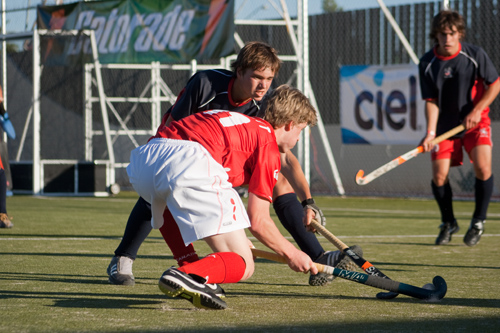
top-left (0, 169), bottom-right (6, 214)
top-left (431, 181), bottom-right (455, 223)
top-left (114, 197), bottom-right (153, 260)
top-left (273, 193), bottom-right (324, 261)
top-left (473, 175), bottom-right (494, 221)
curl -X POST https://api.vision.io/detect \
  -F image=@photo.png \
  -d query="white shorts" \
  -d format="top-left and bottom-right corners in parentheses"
top-left (127, 138), bottom-right (250, 245)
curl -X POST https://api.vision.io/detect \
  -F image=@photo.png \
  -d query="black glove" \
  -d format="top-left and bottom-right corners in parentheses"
top-left (301, 198), bottom-right (326, 226)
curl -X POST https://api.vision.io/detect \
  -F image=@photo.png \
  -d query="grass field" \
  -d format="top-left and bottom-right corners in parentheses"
top-left (1, 193), bottom-right (499, 332)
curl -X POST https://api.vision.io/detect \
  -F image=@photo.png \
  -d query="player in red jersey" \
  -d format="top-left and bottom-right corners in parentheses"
top-left (108, 41), bottom-right (360, 287)
top-left (419, 10), bottom-right (500, 246)
top-left (127, 85), bottom-right (318, 309)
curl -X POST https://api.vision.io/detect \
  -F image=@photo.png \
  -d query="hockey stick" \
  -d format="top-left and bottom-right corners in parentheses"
top-left (355, 124), bottom-right (465, 185)
top-left (310, 219), bottom-right (398, 299)
top-left (251, 248), bottom-right (447, 301)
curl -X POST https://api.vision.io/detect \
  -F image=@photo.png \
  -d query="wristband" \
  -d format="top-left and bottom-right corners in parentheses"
top-left (427, 130), bottom-right (435, 136)
top-left (301, 198), bottom-right (315, 207)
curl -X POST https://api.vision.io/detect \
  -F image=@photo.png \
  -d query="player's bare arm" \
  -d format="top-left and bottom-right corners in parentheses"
top-left (421, 100), bottom-right (440, 152)
top-left (246, 192), bottom-right (318, 274)
top-left (464, 79), bottom-right (500, 130)
top-left (279, 150), bottom-right (311, 202)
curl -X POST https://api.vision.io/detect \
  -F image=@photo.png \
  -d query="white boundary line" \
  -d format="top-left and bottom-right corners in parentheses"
top-left (2, 235), bottom-right (500, 241)
top-left (320, 207), bottom-right (500, 217)
top-left (28, 196), bottom-right (500, 217)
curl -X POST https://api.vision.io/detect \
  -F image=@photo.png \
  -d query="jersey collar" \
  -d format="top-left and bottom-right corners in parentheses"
top-left (433, 43), bottom-right (462, 61)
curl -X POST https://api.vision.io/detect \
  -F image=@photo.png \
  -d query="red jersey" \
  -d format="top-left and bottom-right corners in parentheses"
top-left (152, 110), bottom-right (280, 202)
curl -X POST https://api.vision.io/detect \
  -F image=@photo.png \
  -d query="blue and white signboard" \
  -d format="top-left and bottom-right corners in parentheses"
top-left (340, 64), bottom-right (425, 145)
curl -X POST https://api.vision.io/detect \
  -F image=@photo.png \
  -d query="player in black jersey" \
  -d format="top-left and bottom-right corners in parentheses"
top-left (107, 41), bottom-right (360, 286)
top-left (418, 10), bottom-right (500, 246)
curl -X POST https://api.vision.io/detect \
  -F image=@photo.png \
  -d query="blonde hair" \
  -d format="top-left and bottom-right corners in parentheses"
top-left (263, 85), bottom-right (317, 128)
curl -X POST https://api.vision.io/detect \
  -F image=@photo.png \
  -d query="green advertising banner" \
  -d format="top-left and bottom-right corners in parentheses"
top-left (37, 0), bottom-right (235, 64)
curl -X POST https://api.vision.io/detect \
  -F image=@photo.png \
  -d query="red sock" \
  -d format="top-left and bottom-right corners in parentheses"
top-left (178, 252), bottom-right (246, 284)
top-left (159, 209), bottom-right (199, 266)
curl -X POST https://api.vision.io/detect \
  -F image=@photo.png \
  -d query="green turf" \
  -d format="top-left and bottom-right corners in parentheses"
top-left (1, 193), bottom-right (499, 332)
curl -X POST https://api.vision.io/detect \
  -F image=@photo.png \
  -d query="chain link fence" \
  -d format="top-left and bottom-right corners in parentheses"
top-left (1, 0), bottom-right (500, 199)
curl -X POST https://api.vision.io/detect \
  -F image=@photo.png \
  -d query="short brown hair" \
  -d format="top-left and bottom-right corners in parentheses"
top-left (231, 41), bottom-right (282, 76)
top-left (263, 85), bottom-right (317, 128)
top-left (430, 10), bottom-right (466, 43)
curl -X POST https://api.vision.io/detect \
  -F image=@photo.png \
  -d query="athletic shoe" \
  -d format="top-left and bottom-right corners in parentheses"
top-left (309, 245), bottom-right (363, 286)
top-left (0, 213), bottom-right (13, 228)
top-left (107, 256), bottom-right (135, 286)
top-left (435, 220), bottom-right (459, 245)
top-left (158, 267), bottom-right (227, 310)
top-left (463, 218), bottom-right (485, 247)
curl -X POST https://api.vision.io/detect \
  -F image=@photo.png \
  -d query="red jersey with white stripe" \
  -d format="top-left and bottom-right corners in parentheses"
top-left (152, 110), bottom-right (280, 202)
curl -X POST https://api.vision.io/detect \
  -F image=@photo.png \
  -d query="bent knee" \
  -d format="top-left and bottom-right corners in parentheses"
top-left (240, 257), bottom-right (255, 281)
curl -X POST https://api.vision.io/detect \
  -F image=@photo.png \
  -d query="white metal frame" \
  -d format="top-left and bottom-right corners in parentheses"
top-left (83, 60), bottom-right (226, 170)
top-left (80, 0), bottom-right (346, 196)
top-left (31, 29), bottom-right (113, 195)
top-left (235, 0), bottom-right (345, 195)
top-left (3, 0), bottom-right (383, 197)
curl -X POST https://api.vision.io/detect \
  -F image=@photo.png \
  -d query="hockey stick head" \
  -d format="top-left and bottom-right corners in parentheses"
top-left (424, 276), bottom-right (447, 301)
top-left (355, 170), bottom-right (366, 185)
top-left (376, 276), bottom-right (447, 300)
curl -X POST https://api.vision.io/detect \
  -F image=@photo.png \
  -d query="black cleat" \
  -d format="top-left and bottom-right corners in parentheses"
top-left (159, 267), bottom-right (227, 310)
top-left (435, 220), bottom-right (459, 245)
top-left (463, 218), bottom-right (485, 247)
top-left (309, 245), bottom-right (363, 286)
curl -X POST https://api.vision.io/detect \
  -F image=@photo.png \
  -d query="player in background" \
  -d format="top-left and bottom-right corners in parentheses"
top-left (0, 154), bottom-right (12, 229)
top-left (127, 85), bottom-right (319, 309)
top-left (107, 41), bottom-right (361, 287)
top-left (0, 85), bottom-right (14, 229)
top-left (418, 10), bottom-right (500, 246)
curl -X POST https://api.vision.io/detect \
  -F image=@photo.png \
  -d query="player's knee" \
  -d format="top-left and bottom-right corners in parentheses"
top-left (240, 256), bottom-right (255, 281)
top-left (474, 165), bottom-right (492, 181)
top-left (432, 174), bottom-right (448, 187)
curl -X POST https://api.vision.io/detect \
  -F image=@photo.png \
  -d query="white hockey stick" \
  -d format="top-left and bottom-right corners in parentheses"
top-left (355, 124), bottom-right (465, 185)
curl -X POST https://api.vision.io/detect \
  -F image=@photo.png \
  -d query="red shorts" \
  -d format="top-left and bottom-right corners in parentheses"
top-left (431, 124), bottom-right (492, 166)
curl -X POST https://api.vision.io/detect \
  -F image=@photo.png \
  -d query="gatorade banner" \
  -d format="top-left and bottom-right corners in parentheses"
top-left (340, 64), bottom-right (425, 145)
top-left (37, 0), bottom-right (235, 64)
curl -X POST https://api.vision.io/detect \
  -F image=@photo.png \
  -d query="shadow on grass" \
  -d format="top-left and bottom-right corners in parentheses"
top-left (114, 316), bottom-right (500, 333)
top-left (0, 289), bottom-right (165, 310)
top-left (1, 287), bottom-right (499, 310)
top-left (0, 252), bottom-right (174, 261)
top-left (0, 233), bottom-right (166, 240)
top-left (0, 271), bottom-right (163, 285)
top-left (254, 258), bottom-right (500, 272)
top-left (369, 240), bottom-right (495, 247)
